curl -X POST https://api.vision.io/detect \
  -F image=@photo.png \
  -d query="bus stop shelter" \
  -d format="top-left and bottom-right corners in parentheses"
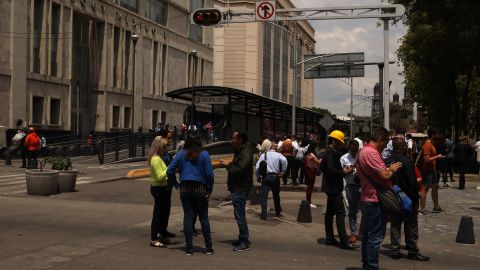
top-left (166, 86), bottom-right (326, 142)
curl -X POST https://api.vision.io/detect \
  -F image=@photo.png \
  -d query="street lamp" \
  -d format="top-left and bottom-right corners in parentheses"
top-left (190, 50), bottom-right (198, 137)
top-left (131, 33), bottom-right (139, 131)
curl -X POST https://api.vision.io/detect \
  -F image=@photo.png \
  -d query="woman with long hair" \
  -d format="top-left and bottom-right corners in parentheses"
top-left (148, 137), bottom-right (175, 248)
top-left (304, 142), bottom-right (321, 206)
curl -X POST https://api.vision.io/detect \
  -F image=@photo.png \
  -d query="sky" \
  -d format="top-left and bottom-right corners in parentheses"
top-left (291, 0), bottom-right (407, 116)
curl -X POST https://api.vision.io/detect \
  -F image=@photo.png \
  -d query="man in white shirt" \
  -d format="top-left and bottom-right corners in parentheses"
top-left (340, 140), bottom-right (360, 243)
top-left (256, 144), bottom-right (288, 220)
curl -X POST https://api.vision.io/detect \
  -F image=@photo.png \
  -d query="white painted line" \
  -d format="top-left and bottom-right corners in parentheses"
top-left (77, 176), bottom-right (93, 181)
top-left (0, 180), bottom-right (26, 187)
top-left (0, 174), bottom-right (25, 179)
top-left (76, 180), bottom-right (92, 185)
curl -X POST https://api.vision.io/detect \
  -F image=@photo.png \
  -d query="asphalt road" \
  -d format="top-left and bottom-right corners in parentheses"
top-left (0, 167), bottom-right (480, 270)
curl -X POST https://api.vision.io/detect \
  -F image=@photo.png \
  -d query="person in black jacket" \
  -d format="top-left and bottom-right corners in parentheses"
top-left (386, 137), bottom-right (430, 261)
top-left (220, 131), bottom-right (253, 252)
top-left (322, 130), bottom-right (358, 250)
top-left (454, 137), bottom-right (474, 190)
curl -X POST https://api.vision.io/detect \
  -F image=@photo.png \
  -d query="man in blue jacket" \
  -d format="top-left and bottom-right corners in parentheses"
top-left (167, 136), bottom-right (214, 256)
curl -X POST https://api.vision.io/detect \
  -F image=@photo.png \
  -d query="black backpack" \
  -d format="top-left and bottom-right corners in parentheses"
top-left (259, 152), bottom-right (268, 178)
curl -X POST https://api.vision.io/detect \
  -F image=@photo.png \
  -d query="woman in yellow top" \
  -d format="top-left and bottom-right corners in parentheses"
top-left (149, 137), bottom-right (175, 248)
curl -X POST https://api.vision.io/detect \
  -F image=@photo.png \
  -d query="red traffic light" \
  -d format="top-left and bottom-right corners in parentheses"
top-left (192, 9), bottom-right (222, 26)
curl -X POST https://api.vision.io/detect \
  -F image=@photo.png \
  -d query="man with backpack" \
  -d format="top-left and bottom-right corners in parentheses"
top-left (386, 138), bottom-right (430, 261)
top-left (256, 143), bottom-right (287, 220)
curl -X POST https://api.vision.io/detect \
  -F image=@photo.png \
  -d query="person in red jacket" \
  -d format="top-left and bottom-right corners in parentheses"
top-left (24, 127), bottom-right (40, 169)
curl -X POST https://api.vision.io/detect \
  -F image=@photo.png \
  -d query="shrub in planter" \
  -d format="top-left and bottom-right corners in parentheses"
top-left (44, 157), bottom-right (78, 192)
top-left (25, 166), bottom-right (59, 196)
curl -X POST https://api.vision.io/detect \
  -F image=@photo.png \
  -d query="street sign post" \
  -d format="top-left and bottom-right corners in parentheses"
top-left (319, 115), bottom-right (335, 131)
top-left (256, 1), bottom-right (276, 21)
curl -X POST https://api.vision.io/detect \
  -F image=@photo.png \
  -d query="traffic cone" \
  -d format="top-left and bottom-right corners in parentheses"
top-left (456, 215), bottom-right (475, 244)
top-left (248, 186), bottom-right (261, 205)
top-left (297, 200), bottom-right (312, 223)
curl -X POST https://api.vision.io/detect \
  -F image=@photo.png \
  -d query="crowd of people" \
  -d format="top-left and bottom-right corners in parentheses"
top-left (142, 127), bottom-right (480, 268)
top-left (11, 127), bottom-right (44, 169)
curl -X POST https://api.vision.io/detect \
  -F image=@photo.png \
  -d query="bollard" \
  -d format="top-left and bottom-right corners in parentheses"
top-left (456, 215), bottom-right (475, 244)
top-left (248, 186), bottom-right (261, 205)
top-left (297, 200), bottom-right (312, 223)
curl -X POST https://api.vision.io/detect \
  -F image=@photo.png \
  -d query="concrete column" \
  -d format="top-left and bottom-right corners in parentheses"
top-left (133, 37), bottom-right (143, 130)
top-left (9, 0), bottom-right (28, 128)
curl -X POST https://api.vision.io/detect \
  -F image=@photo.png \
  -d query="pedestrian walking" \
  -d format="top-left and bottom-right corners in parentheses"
top-left (445, 137), bottom-right (455, 183)
top-left (453, 137), bottom-right (473, 190)
top-left (386, 138), bottom-right (430, 261)
top-left (294, 137), bottom-right (309, 185)
top-left (12, 129), bottom-right (27, 168)
top-left (304, 142), bottom-right (321, 207)
top-left (167, 137), bottom-right (214, 256)
top-left (219, 132), bottom-right (253, 252)
top-left (148, 137), bottom-right (174, 248)
top-left (357, 127), bottom-right (402, 270)
top-left (322, 130), bottom-right (358, 250)
top-left (419, 128), bottom-right (445, 214)
top-left (280, 136), bottom-right (298, 185)
top-left (256, 143), bottom-right (287, 220)
top-left (434, 134), bottom-right (448, 187)
top-left (24, 127), bottom-right (40, 169)
top-left (340, 140), bottom-right (360, 244)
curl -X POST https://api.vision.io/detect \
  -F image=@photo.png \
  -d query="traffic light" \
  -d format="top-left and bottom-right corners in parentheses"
top-left (191, 9), bottom-right (223, 26)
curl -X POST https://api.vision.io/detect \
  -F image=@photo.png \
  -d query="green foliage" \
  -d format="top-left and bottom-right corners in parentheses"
top-left (44, 157), bottom-right (73, 171)
top-left (310, 107), bottom-right (336, 118)
top-left (390, 0), bottom-right (480, 135)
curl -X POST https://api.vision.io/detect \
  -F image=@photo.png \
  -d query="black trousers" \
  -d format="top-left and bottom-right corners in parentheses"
top-left (150, 185), bottom-right (172, 240)
top-left (325, 193), bottom-right (348, 244)
top-left (283, 156), bottom-right (298, 184)
top-left (390, 208), bottom-right (419, 254)
top-left (27, 150), bottom-right (38, 169)
top-left (297, 158), bottom-right (306, 184)
top-left (458, 163), bottom-right (467, 189)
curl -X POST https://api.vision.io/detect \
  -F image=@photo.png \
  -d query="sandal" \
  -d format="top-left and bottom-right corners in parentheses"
top-left (150, 240), bottom-right (167, 248)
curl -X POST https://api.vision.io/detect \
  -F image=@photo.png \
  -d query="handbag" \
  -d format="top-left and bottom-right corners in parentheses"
top-left (392, 185), bottom-right (413, 215)
top-left (358, 165), bottom-right (402, 214)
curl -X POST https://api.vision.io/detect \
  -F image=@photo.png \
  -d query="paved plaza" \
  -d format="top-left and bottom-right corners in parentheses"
top-left (0, 164), bottom-right (479, 270)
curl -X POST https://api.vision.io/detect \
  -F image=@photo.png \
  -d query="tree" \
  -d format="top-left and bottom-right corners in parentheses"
top-left (390, 0), bottom-right (480, 136)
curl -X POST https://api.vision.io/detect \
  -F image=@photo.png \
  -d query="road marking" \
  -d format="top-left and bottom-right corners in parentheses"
top-left (0, 174), bottom-right (24, 179)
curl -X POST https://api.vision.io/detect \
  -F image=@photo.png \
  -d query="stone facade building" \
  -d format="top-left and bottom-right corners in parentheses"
top-left (0, 0), bottom-right (214, 138)
top-left (213, 0), bottom-right (315, 108)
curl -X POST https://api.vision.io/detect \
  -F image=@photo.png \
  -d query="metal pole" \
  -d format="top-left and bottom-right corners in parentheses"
top-left (378, 63), bottom-right (384, 127)
top-left (292, 24), bottom-right (297, 136)
top-left (191, 55), bottom-right (196, 137)
top-left (76, 81), bottom-right (80, 138)
top-left (350, 77), bottom-right (353, 138)
top-left (132, 44), bottom-right (136, 131)
top-left (383, 19), bottom-right (390, 129)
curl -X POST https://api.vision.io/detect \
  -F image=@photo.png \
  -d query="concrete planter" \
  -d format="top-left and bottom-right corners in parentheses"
top-left (58, 170), bottom-right (78, 192)
top-left (25, 170), bottom-right (59, 196)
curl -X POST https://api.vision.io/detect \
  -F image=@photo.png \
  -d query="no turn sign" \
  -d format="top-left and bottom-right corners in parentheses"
top-left (256, 1), bottom-right (276, 21)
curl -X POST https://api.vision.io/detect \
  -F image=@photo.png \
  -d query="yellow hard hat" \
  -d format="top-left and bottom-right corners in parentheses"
top-left (329, 130), bottom-right (345, 144)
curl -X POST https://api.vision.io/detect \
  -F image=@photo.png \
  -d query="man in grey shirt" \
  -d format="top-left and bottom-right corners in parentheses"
top-left (340, 140), bottom-right (360, 243)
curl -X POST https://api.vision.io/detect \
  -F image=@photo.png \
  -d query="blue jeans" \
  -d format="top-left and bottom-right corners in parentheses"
top-left (360, 201), bottom-right (386, 270)
top-left (231, 191), bottom-right (249, 243)
top-left (260, 174), bottom-right (282, 218)
top-left (345, 184), bottom-right (361, 235)
top-left (180, 192), bottom-right (212, 251)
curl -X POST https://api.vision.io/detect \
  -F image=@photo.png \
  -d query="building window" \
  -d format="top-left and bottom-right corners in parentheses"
top-left (262, 23), bottom-right (272, 97)
top-left (189, 0), bottom-right (204, 42)
top-left (124, 107), bottom-right (132, 129)
top-left (124, 31), bottom-right (132, 90)
top-left (272, 26), bottom-right (281, 100)
top-left (161, 111), bottom-right (167, 125)
top-left (120, 0), bottom-right (137, 13)
top-left (49, 98), bottom-right (61, 125)
top-left (145, 0), bottom-right (167, 25)
top-left (32, 96), bottom-right (44, 124)
top-left (296, 43), bottom-right (303, 106)
top-left (112, 106), bottom-right (120, 128)
top-left (33, 0), bottom-right (44, 73)
top-left (153, 41), bottom-right (159, 94)
top-left (152, 110), bottom-right (159, 129)
top-left (50, 3), bottom-right (60, 77)
top-left (282, 30), bottom-right (289, 102)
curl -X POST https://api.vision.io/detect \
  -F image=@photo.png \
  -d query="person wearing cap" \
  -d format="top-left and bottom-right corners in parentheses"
top-left (322, 130), bottom-right (359, 250)
top-left (24, 127), bottom-right (40, 169)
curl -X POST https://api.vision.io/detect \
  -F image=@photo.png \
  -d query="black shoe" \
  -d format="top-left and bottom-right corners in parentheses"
top-left (204, 248), bottom-right (215, 255)
top-left (233, 243), bottom-right (250, 252)
top-left (325, 239), bottom-right (340, 246)
top-left (231, 239), bottom-right (251, 246)
top-left (186, 249), bottom-right (193, 256)
top-left (392, 251), bottom-right (402, 260)
top-left (260, 215), bottom-right (267, 220)
top-left (163, 231), bottom-right (176, 238)
top-left (340, 242), bottom-right (359, 250)
top-left (275, 212), bottom-right (284, 218)
top-left (408, 253), bottom-right (430, 261)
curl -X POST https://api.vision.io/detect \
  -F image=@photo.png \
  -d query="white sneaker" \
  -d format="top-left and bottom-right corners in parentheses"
top-left (476, 186), bottom-right (480, 190)
top-left (310, 204), bottom-right (317, 208)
